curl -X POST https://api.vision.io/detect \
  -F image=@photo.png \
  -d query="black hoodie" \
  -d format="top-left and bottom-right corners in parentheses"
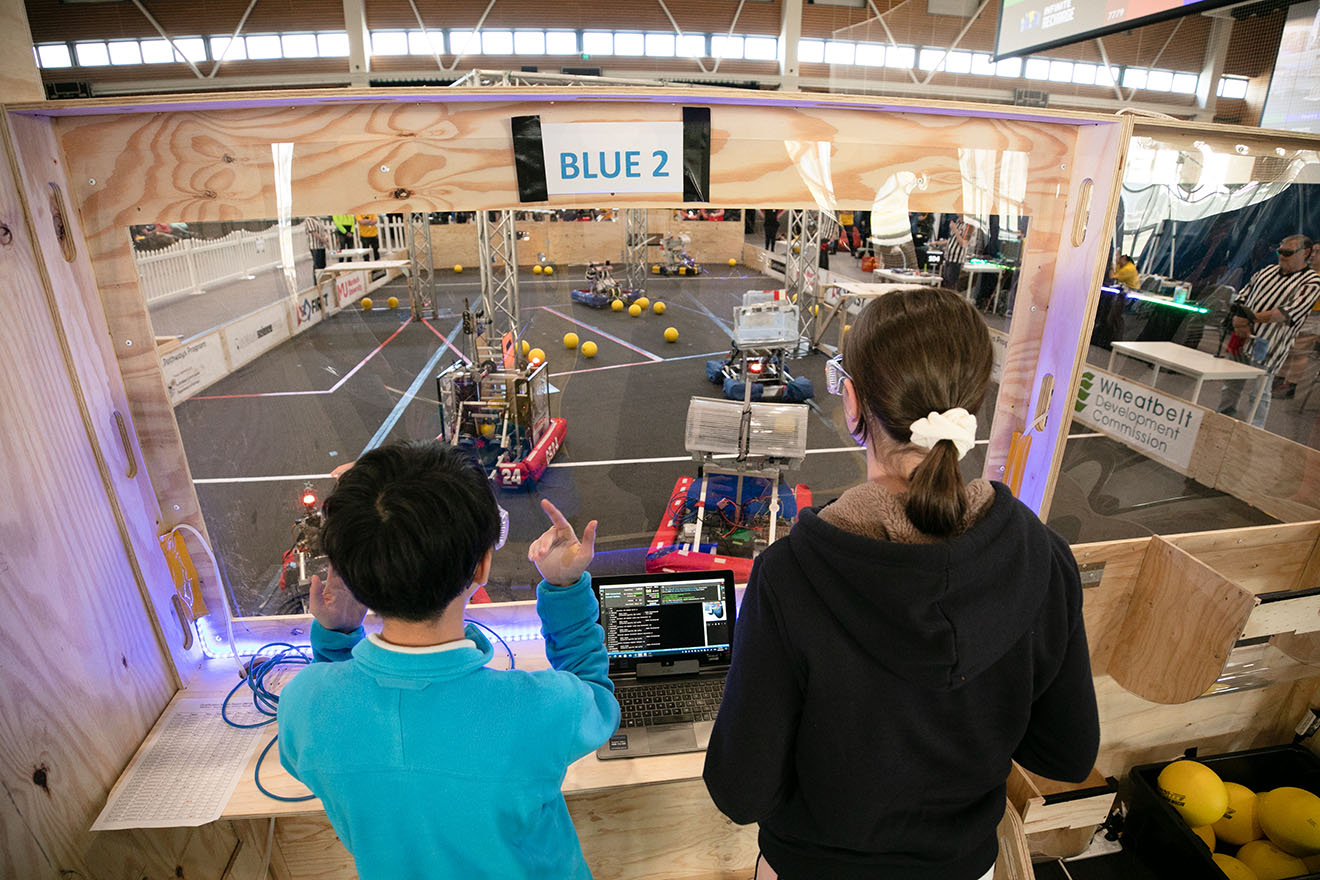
top-left (703, 482), bottom-right (1099, 880)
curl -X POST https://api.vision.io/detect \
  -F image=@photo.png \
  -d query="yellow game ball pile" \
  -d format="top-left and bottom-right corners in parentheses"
top-left (1157, 759), bottom-right (1320, 879)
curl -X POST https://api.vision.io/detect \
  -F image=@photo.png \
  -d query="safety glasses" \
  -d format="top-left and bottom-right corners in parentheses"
top-left (1278, 247), bottom-right (1305, 258)
top-left (495, 505), bottom-right (510, 551)
top-left (825, 354), bottom-right (852, 396)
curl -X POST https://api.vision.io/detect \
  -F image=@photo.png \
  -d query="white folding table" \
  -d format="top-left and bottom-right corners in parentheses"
top-left (1107, 340), bottom-right (1269, 424)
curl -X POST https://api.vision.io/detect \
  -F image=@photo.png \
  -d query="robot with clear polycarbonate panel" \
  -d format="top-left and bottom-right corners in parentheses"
top-left (706, 290), bottom-right (814, 403)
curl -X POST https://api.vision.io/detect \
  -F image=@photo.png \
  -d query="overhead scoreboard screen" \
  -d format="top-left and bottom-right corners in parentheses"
top-left (995, 0), bottom-right (1240, 60)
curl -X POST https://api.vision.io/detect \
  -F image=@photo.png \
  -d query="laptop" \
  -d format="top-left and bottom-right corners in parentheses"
top-left (593, 570), bottom-right (737, 760)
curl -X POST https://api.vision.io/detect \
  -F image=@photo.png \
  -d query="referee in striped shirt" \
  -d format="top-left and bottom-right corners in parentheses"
top-left (1219, 234), bottom-right (1320, 428)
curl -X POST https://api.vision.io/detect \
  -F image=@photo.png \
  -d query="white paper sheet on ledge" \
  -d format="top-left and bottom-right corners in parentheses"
top-left (92, 698), bottom-right (263, 830)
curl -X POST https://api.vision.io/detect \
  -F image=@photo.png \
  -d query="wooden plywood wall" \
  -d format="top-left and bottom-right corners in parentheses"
top-left (0, 113), bottom-right (179, 878)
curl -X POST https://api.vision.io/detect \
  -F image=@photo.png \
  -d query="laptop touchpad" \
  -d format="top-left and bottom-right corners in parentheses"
top-left (648, 723), bottom-right (699, 752)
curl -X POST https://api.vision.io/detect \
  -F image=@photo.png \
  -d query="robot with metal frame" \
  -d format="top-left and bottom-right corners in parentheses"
top-left (570, 260), bottom-right (640, 308)
top-left (706, 290), bottom-right (814, 402)
top-left (654, 231), bottom-right (702, 275)
top-left (645, 389), bottom-right (812, 582)
top-left (437, 299), bottom-right (568, 490)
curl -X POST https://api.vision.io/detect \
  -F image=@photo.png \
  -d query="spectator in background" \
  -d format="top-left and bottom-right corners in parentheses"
top-left (763, 209), bottom-right (781, 251)
top-left (305, 216), bottom-right (332, 271)
top-left (355, 213), bottom-right (380, 261)
top-left (332, 214), bottom-right (355, 251)
top-left (1276, 240), bottom-right (1320, 400)
top-left (940, 215), bottom-right (974, 289)
top-left (1114, 253), bottom-right (1140, 289)
top-left (1219, 234), bottom-right (1320, 428)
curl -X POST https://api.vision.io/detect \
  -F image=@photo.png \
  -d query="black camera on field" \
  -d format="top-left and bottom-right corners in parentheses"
top-left (1225, 301), bottom-right (1257, 326)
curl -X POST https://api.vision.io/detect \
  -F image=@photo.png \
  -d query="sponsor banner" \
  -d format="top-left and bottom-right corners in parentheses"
top-left (988, 328), bottom-right (1008, 384)
top-left (290, 286), bottom-right (330, 330)
top-left (224, 301), bottom-right (289, 370)
top-left (1073, 368), bottom-right (1203, 471)
top-left (334, 271), bottom-right (366, 309)
top-left (161, 332), bottom-right (227, 405)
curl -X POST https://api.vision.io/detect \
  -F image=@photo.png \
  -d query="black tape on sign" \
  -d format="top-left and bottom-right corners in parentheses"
top-left (682, 107), bottom-right (711, 203)
top-left (511, 115), bottom-right (548, 203)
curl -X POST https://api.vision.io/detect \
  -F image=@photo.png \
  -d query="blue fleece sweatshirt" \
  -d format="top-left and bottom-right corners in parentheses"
top-left (276, 573), bottom-right (619, 880)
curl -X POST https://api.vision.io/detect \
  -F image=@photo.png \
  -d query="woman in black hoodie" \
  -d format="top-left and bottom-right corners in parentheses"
top-left (703, 288), bottom-right (1100, 880)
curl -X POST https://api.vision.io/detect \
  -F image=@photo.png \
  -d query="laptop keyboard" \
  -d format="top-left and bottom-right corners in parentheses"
top-left (615, 678), bottom-right (726, 727)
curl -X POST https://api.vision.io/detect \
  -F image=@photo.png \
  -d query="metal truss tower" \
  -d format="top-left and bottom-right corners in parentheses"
top-left (784, 209), bottom-right (823, 349)
top-left (476, 209), bottom-right (520, 343)
top-left (622, 208), bottom-right (649, 296)
top-left (406, 212), bottom-right (438, 319)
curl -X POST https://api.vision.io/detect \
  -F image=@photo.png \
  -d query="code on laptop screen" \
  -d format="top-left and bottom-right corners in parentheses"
top-left (599, 577), bottom-right (730, 659)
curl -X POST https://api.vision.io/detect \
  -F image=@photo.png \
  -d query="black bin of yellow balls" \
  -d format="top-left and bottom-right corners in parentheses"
top-left (1125, 746), bottom-right (1320, 879)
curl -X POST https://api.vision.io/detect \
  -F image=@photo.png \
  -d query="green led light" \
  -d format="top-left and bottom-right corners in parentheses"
top-left (1125, 291), bottom-right (1210, 314)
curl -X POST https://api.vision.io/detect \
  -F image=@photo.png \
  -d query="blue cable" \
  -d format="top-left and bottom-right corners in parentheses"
top-left (221, 641), bottom-right (316, 802)
top-left (466, 618), bottom-right (516, 669)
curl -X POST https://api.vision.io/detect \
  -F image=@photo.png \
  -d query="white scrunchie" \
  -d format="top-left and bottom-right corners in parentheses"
top-left (909, 408), bottom-right (977, 460)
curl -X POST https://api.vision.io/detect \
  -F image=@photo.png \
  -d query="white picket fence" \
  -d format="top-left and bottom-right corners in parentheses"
top-left (135, 223), bottom-right (310, 306)
top-left (379, 215), bottom-right (407, 253)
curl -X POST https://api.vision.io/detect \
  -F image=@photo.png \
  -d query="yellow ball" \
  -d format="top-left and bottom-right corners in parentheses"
top-left (636, 297), bottom-right (650, 309)
top-left (1158, 760), bottom-right (1229, 828)
top-left (628, 303), bottom-right (643, 317)
top-left (843, 323), bottom-right (852, 335)
top-left (563, 332), bottom-right (579, 349)
top-left (520, 340), bottom-right (530, 355)
top-left (1237, 839), bottom-right (1307, 879)
top-left (1212, 854), bottom-right (1261, 880)
top-left (532, 264), bottom-right (543, 274)
top-left (652, 301), bottom-right (666, 314)
top-left (360, 297), bottom-right (373, 310)
top-left (479, 423), bottom-right (495, 438)
top-left (453, 264), bottom-right (463, 273)
top-left (1192, 825), bottom-right (1216, 850)
top-left (528, 347), bottom-right (546, 365)
top-left (386, 296), bottom-right (399, 309)
top-left (651, 264), bottom-right (660, 274)
top-left (678, 266), bottom-right (688, 275)
top-left (1216, 783), bottom-right (1264, 846)
top-left (664, 327), bottom-right (679, 343)
top-left (580, 341), bottom-right (598, 358)
top-left (611, 299), bottom-right (624, 312)
top-left (543, 266), bottom-right (554, 276)
top-left (728, 258), bottom-right (737, 266)
top-left (1259, 787), bottom-right (1320, 855)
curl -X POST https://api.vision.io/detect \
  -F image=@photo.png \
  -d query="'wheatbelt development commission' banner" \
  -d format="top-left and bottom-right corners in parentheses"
top-left (1073, 369), bottom-right (1204, 472)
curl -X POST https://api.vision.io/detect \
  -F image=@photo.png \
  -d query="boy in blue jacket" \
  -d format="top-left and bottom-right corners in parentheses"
top-left (276, 441), bottom-right (619, 879)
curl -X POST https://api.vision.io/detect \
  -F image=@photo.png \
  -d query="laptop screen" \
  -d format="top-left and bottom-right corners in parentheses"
top-left (595, 571), bottom-right (735, 663)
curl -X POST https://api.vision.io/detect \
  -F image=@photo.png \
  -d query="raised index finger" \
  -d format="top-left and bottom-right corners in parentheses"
top-left (539, 498), bottom-right (572, 532)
